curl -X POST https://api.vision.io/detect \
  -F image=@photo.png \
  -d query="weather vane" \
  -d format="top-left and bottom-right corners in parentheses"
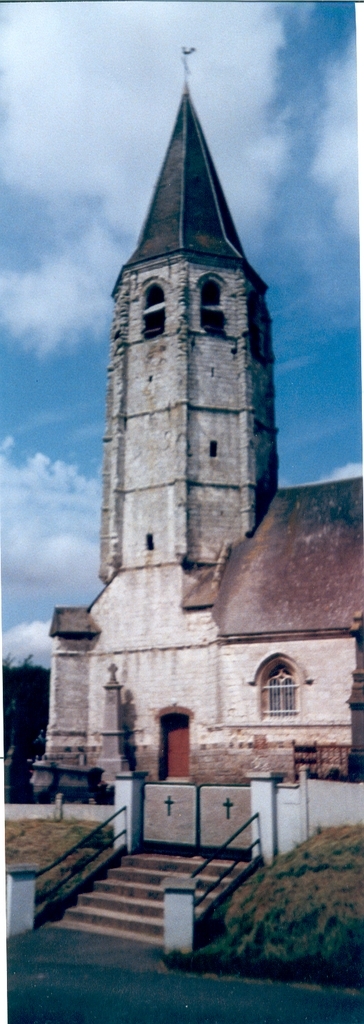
top-left (182, 47), bottom-right (196, 82)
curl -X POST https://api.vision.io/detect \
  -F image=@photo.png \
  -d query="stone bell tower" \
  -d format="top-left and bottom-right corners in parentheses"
top-left (100, 86), bottom-right (277, 584)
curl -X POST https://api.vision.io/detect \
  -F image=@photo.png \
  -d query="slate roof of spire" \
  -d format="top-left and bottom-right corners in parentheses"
top-left (124, 87), bottom-right (245, 269)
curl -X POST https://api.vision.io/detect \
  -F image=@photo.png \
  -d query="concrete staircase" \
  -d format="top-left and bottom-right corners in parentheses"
top-left (55, 852), bottom-right (248, 945)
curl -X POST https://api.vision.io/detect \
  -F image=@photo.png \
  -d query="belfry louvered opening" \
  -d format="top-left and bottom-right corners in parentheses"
top-left (200, 280), bottom-right (224, 334)
top-left (144, 285), bottom-right (165, 338)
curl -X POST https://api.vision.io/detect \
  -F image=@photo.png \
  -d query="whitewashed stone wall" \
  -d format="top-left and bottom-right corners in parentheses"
top-left (47, 241), bottom-right (353, 785)
top-left (48, 559), bottom-right (355, 782)
top-left (100, 253), bottom-right (277, 581)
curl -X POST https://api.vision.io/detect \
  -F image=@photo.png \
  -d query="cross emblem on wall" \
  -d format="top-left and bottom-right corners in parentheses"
top-left (223, 797), bottom-right (234, 819)
top-left (165, 795), bottom-right (174, 816)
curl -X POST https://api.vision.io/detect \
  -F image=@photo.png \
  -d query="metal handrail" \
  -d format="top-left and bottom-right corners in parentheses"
top-left (191, 812), bottom-right (260, 879)
top-left (35, 823), bottom-right (127, 905)
top-left (192, 812), bottom-right (261, 911)
top-left (194, 859), bottom-right (236, 907)
top-left (36, 805), bottom-right (127, 877)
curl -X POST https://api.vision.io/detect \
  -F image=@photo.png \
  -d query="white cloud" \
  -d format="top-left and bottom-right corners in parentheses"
top-left (0, 442), bottom-right (101, 599)
top-left (2, 620), bottom-right (52, 667)
top-left (0, 223), bottom-right (118, 353)
top-left (0, 2), bottom-right (287, 226)
top-left (311, 37), bottom-right (359, 237)
top-left (1, 435), bottom-right (15, 453)
top-left (275, 354), bottom-right (317, 375)
top-left (0, 2), bottom-right (290, 352)
top-left (320, 462), bottom-right (362, 482)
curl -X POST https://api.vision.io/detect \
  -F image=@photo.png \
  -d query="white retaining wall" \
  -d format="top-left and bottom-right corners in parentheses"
top-left (277, 784), bottom-right (302, 854)
top-left (275, 776), bottom-right (364, 856)
top-left (5, 804), bottom-right (112, 823)
top-left (307, 779), bottom-right (364, 833)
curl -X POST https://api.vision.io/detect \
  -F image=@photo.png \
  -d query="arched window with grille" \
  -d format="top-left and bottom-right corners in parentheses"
top-left (144, 284), bottom-right (165, 338)
top-left (258, 656), bottom-right (300, 719)
top-left (200, 279), bottom-right (224, 334)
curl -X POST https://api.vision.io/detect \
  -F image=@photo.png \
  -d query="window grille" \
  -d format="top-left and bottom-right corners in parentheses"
top-left (262, 666), bottom-right (297, 717)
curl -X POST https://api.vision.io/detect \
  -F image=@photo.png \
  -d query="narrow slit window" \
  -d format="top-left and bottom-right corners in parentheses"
top-left (146, 533), bottom-right (154, 551)
top-left (210, 440), bottom-right (218, 458)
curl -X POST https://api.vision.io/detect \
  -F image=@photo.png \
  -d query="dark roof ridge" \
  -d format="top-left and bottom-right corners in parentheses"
top-left (187, 92), bottom-right (243, 260)
top-left (277, 476), bottom-right (363, 492)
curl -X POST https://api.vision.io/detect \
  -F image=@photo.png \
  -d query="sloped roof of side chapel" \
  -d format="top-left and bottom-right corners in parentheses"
top-left (113, 86), bottom-right (266, 293)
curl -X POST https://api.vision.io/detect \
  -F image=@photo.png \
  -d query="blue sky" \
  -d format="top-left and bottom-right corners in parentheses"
top-left (0, 2), bottom-right (362, 665)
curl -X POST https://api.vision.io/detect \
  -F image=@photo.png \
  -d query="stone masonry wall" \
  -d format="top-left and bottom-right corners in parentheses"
top-left (47, 561), bottom-right (355, 781)
top-left (51, 240), bottom-right (351, 785)
top-left (100, 252), bottom-right (278, 579)
top-left (46, 638), bottom-right (92, 760)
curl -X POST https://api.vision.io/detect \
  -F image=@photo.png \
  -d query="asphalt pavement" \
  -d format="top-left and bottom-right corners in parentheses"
top-left (6, 924), bottom-right (364, 1024)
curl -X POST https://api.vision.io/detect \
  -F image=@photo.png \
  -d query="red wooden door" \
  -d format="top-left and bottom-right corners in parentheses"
top-left (167, 722), bottom-right (189, 777)
top-left (162, 714), bottom-right (189, 777)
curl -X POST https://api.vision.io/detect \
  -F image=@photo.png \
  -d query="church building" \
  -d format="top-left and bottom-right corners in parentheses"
top-left (47, 88), bottom-right (363, 787)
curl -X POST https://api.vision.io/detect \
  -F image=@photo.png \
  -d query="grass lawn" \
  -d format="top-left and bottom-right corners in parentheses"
top-left (166, 825), bottom-right (364, 989)
top-left (5, 819), bottom-right (114, 910)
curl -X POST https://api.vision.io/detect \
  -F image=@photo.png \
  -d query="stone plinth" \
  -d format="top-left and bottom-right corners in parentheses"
top-left (7, 864), bottom-right (38, 937)
top-left (163, 876), bottom-right (197, 953)
top-left (100, 663), bottom-right (128, 782)
top-left (114, 771), bottom-right (147, 852)
top-left (248, 771), bottom-right (284, 862)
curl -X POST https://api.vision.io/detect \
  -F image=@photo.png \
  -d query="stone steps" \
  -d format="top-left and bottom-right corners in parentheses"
top-left (94, 878), bottom-right (162, 901)
top-left (78, 892), bottom-right (164, 918)
top-left (56, 851), bottom-right (244, 944)
top-left (58, 904), bottom-right (164, 943)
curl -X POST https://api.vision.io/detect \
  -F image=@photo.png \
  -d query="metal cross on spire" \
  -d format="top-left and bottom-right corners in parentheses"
top-left (182, 47), bottom-right (196, 83)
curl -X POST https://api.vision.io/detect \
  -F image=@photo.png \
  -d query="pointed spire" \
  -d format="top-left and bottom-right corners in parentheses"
top-left (126, 90), bottom-right (244, 268)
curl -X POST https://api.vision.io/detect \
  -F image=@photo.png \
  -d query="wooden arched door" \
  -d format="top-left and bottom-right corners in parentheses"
top-left (160, 713), bottom-right (189, 779)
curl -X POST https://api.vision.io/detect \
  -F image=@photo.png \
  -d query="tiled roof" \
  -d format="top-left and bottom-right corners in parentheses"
top-left (213, 478), bottom-right (363, 637)
top-left (50, 607), bottom-right (100, 638)
top-left (125, 87), bottom-right (244, 268)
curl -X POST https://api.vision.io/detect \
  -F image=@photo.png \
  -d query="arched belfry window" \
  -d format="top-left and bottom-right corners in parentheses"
top-left (258, 656), bottom-right (299, 719)
top-left (144, 285), bottom-right (165, 338)
top-left (200, 280), bottom-right (224, 334)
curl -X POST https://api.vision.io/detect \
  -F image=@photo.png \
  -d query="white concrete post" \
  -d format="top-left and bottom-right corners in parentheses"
top-left (299, 768), bottom-right (309, 843)
top-left (163, 876), bottom-right (197, 953)
top-left (249, 772), bottom-right (284, 863)
top-left (54, 793), bottom-right (63, 821)
top-left (114, 771), bottom-right (148, 852)
top-left (7, 864), bottom-right (38, 937)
